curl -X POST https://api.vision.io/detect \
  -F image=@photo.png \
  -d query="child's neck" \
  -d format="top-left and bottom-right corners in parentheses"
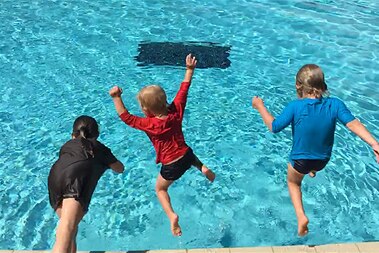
top-left (155, 113), bottom-right (168, 119)
top-left (303, 94), bottom-right (320, 99)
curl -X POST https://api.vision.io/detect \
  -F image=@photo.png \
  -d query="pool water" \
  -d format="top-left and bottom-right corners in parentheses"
top-left (1, 0), bottom-right (379, 250)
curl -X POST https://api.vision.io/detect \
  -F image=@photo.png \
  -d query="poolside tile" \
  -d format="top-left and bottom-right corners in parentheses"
top-left (12, 252), bottom-right (47, 253)
top-left (272, 245), bottom-right (316, 253)
top-left (187, 248), bottom-right (230, 253)
top-left (355, 242), bottom-right (379, 253)
top-left (147, 250), bottom-right (187, 253)
top-left (315, 243), bottom-right (359, 253)
top-left (230, 247), bottom-right (273, 252)
top-left (12, 252), bottom-right (48, 253)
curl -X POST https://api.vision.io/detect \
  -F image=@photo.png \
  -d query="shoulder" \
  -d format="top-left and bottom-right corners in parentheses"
top-left (288, 100), bottom-right (302, 106)
top-left (283, 100), bottom-right (302, 111)
top-left (93, 140), bottom-right (111, 151)
top-left (323, 97), bottom-right (346, 107)
top-left (280, 99), bottom-right (315, 116)
top-left (60, 139), bottom-right (80, 150)
top-left (93, 140), bottom-right (115, 158)
top-left (324, 96), bottom-right (345, 102)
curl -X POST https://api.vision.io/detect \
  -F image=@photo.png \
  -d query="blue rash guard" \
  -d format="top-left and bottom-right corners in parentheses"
top-left (272, 97), bottom-right (355, 161)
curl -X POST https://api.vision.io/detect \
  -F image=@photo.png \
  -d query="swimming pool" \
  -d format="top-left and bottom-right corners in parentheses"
top-left (0, 0), bottom-right (378, 250)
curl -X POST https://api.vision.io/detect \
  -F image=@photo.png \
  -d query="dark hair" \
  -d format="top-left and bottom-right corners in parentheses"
top-left (296, 64), bottom-right (328, 98)
top-left (72, 115), bottom-right (100, 158)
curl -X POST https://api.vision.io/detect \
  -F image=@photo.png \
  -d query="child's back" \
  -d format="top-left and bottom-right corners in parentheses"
top-left (119, 82), bottom-right (190, 164)
top-left (48, 115), bottom-right (124, 253)
top-left (273, 97), bottom-right (355, 160)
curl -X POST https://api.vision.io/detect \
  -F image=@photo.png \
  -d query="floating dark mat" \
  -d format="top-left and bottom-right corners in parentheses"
top-left (135, 42), bottom-right (231, 69)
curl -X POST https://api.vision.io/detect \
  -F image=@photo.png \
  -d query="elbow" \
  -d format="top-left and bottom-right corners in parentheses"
top-left (270, 119), bottom-right (279, 133)
top-left (346, 118), bottom-right (358, 130)
top-left (117, 164), bottom-right (125, 173)
top-left (118, 109), bottom-right (127, 117)
top-left (269, 122), bottom-right (276, 133)
top-left (268, 124), bottom-right (273, 133)
top-left (112, 161), bottom-right (125, 174)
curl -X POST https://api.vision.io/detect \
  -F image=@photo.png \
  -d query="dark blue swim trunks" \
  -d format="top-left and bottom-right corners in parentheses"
top-left (290, 159), bottom-right (329, 174)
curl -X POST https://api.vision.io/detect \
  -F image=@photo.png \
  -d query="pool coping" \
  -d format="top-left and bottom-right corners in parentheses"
top-left (2, 241), bottom-right (379, 253)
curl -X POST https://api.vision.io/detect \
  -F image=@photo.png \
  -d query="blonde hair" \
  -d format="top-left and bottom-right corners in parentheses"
top-left (296, 64), bottom-right (328, 98)
top-left (137, 85), bottom-right (168, 115)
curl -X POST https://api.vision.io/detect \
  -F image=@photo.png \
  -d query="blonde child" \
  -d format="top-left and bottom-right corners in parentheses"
top-left (48, 115), bottom-right (124, 253)
top-left (252, 64), bottom-right (379, 236)
top-left (109, 54), bottom-right (215, 236)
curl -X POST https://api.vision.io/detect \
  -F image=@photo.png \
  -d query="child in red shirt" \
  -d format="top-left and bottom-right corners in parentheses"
top-left (109, 54), bottom-right (215, 236)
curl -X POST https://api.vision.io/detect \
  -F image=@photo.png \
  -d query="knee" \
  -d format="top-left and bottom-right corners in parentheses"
top-left (197, 164), bottom-right (205, 172)
top-left (287, 178), bottom-right (302, 186)
top-left (58, 219), bottom-right (78, 234)
top-left (155, 184), bottom-right (168, 194)
top-left (155, 186), bottom-right (166, 194)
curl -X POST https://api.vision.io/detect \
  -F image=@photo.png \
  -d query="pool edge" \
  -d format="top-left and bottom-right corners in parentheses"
top-left (3, 241), bottom-right (379, 252)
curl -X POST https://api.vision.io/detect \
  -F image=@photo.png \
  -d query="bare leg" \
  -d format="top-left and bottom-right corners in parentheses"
top-left (70, 227), bottom-right (78, 253)
top-left (155, 174), bottom-right (181, 236)
top-left (55, 212), bottom-right (80, 253)
top-left (56, 208), bottom-right (79, 253)
top-left (52, 198), bottom-right (84, 253)
top-left (287, 163), bottom-right (309, 236)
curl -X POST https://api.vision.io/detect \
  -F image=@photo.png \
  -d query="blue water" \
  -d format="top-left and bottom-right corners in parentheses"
top-left (1, 0), bottom-right (379, 250)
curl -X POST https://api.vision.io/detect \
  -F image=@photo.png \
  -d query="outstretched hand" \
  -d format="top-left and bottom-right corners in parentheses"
top-left (252, 96), bottom-right (264, 109)
top-left (109, 86), bottom-right (123, 98)
top-left (186, 54), bottom-right (197, 70)
top-left (373, 144), bottom-right (379, 163)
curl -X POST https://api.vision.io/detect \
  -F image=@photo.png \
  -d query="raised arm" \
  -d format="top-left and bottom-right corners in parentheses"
top-left (171, 54), bottom-right (197, 118)
top-left (346, 119), bottom-right (379, 163)
top-left (109, 86), bottom-right (152, 132)
top-left (109, 86), bottom-right (127, 116)
top-left (252, 96), bottom-right (274, 132)
top-left (183, 53), bottom-right (197, 83)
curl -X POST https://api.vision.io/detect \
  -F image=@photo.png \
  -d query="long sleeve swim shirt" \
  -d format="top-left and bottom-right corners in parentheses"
top-left (272, 97), bottom-right (355, 160)
top-left (119, 82), bottom-right (191, 164)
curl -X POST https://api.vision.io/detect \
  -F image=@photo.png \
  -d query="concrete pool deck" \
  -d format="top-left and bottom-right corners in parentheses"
top-left (1, 242), bottom-right (378, 253)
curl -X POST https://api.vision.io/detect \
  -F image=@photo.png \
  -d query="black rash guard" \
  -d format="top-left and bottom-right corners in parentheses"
top-left (48, 138), bottom-right (117, 212)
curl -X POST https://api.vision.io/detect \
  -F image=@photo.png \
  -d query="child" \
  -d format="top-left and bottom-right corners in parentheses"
top-left (48, 115), bottom-right (124, 253)
top-left (252, 64), bottom-right (379, 236)
top-left (109, 54), bottom-right (215, 236)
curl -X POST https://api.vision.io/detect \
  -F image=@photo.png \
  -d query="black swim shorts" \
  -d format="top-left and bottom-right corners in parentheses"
top-left (290, 159), bottom-right (329, 174)
top-left (160, 148), bottom-right (203, 181)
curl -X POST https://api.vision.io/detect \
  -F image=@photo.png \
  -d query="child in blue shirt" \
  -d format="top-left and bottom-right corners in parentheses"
top-left (252, 64), bottom-right (379, 236)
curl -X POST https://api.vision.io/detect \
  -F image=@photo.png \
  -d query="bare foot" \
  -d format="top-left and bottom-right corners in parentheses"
top-left (297, 215), bottom-right (309, 236)
top-left (202, 167), bottom-right (216, 182)
top-left (170, 214), bottom-right (182, 236)
top-left (309, 171), bottom-right (316, 178)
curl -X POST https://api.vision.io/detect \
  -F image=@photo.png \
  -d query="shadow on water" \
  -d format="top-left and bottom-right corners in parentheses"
top-left (219, 226), bottom-right (234, 248)
top-left (135, 41), bottom-right (231, 69)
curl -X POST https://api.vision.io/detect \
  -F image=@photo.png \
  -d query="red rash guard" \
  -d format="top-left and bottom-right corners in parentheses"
top-left (119, 82), bottom-right (191, 165)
